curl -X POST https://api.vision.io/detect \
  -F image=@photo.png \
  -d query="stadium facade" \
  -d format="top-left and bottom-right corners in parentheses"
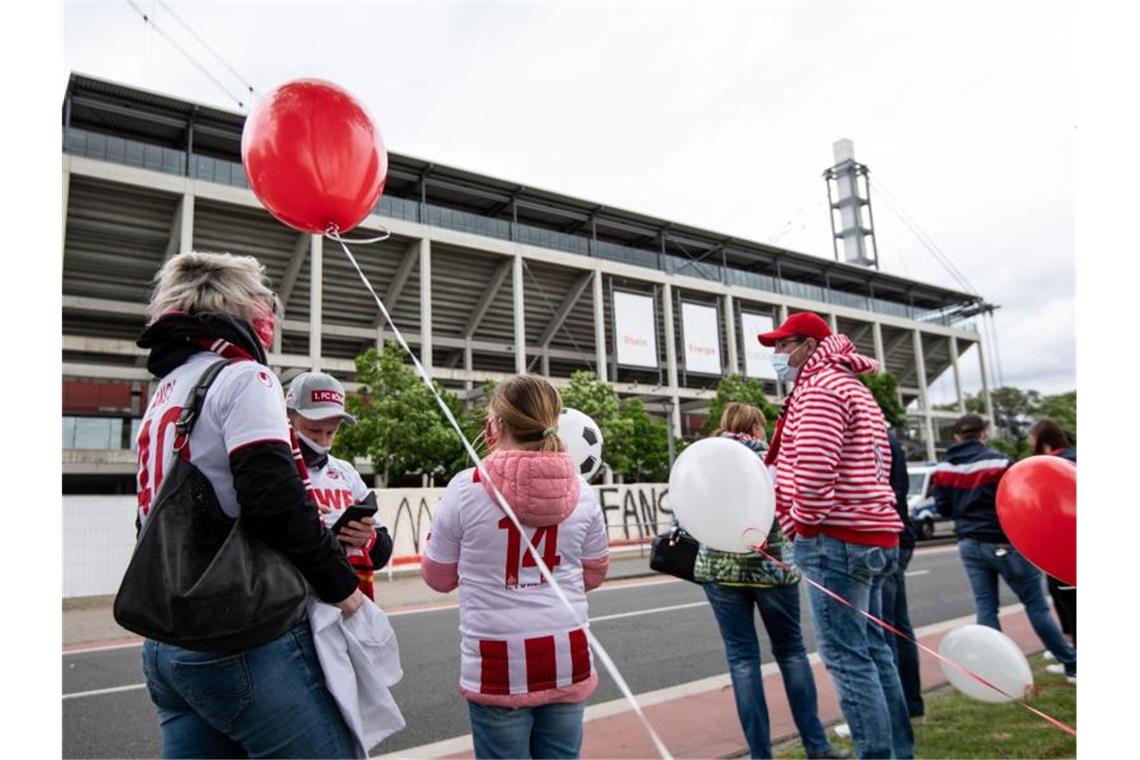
top-left (62, 73), bottom-right (995, 491)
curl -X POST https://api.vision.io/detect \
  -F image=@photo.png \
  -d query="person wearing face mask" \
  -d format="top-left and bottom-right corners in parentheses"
top-left (696, 402), bottom-right (847, 760)
top-left (759, 312), bottom-right (913, 760)
top-left (286, 371), bottom-right (394, 601)
top-left (133, 252), bottom-right (364, 757)
top-left (421, 375), bottom-right (609, 759)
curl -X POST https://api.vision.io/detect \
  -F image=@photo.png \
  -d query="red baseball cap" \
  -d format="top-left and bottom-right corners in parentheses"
top-left (757, 311), bottom-right (832, 347)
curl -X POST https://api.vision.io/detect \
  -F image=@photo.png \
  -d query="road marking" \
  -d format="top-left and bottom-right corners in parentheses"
top-left (905, 569), bottom-right (930, 577)
top-left (63, 683), bottom-right (147, 700)
top-left (590, 601), bottom-right (708, 623)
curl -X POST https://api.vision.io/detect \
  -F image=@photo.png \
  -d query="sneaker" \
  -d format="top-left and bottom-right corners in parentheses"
top-left (1046, 663), bottom-right (1065, 675)
top-left (1043, 651), bottom-right (1056, 661)
top-left (807, 749), bottom-right (852, 760)
top-left (1066, 675), bottom-right (1076, 685)
top-left (833, 723), bottom-right (851, 739)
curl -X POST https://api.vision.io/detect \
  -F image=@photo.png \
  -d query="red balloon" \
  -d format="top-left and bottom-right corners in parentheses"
top-left (995, 456), bottom-right (1076, 586)
top-left (241, 79), bottom-right (387, 234)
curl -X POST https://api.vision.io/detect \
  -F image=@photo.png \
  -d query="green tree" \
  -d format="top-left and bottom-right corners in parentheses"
top-left (1035, 391), bottom-right (1077, 444)
top-left (606, 398), bottom-right (674, 482)
top-left (706, 374), bottom-right (779, 438)
top-left (334, 342), bottom-right (471, 485)
top-left (859, 372), bottom-right (908, 429)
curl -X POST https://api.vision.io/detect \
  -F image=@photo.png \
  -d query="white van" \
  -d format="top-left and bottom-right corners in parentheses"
top-left (906, 465), bottom-right (952, 540)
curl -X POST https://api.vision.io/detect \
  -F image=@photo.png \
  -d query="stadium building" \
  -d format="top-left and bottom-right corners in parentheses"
top-left (61, 73), bottom-right (996, 492)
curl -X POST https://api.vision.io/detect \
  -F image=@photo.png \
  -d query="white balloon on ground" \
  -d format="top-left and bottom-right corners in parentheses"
top-left (938, 624), bottom-right (1033, 703)
top-left (668, 437), bottom-right (774, 552)
top-left (558, 408), bottom-right (604, 480)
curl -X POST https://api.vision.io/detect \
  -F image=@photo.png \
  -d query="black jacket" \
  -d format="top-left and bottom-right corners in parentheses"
top-left (888, 433), bottom-right (916, 548)
top-left (933, 439), bottom-right (1013, 544)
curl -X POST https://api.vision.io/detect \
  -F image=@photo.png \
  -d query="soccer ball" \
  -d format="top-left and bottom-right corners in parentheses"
top-left (559, 408), bottom-right (604, 480)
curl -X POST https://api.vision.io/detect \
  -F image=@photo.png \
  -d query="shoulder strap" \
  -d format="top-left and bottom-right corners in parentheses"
top-left (173, 358), bottom-right (244, 446)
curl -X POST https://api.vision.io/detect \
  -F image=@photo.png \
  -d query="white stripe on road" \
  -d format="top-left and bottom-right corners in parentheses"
top-left (375, 602), bottom-right (1028, 759)
top-left (906, 569), bottom-right (930, 577)
top-left (590, 601), bottom-right (708, 623)
top-left (62, 683), bottom-right (148, 701)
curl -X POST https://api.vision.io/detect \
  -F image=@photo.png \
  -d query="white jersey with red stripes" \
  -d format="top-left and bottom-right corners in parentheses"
top-left (136, 352), bottom-right (291, 524)
top-left (307, 453), bottom-right (381, 531)
top-left (424, 468), bottom-right (608, 697)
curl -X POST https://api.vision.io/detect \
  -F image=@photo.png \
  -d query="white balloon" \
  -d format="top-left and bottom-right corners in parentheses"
top-left (668, 437), bottom-right (774, 552)
top-left (938, 624), bottom-right (1034, 703)
top-left (558, 408), bottom-right (604, 480)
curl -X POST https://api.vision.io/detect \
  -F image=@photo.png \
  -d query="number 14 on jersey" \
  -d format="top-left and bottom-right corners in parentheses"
top-left (498, 518), bottom-right (561, 589)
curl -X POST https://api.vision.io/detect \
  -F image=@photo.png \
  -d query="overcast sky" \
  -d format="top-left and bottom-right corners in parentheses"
top-left (63, 0), bottom-right (1075, 401)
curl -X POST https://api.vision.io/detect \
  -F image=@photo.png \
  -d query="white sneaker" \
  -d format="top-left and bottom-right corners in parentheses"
top-left (1045, 663), bottom-right (1065, 675)
top-left (1067, 675), bottom-right (1076, 685)
top-left (833, 723), bottom-right (851, 739)
top-left (1043, 651), bottom-right (1056, 661)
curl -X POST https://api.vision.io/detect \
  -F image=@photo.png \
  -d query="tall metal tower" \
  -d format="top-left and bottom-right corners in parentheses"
top-left (824, 139), bottom-right (879, 269)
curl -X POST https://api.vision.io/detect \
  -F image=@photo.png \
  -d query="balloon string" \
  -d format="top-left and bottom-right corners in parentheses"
top-left (325, 223), bottom-right (391, 245)
top-left (327, 228), bottom-right (674, 760)
top-left (755, 546), bottom-right (1076, 737)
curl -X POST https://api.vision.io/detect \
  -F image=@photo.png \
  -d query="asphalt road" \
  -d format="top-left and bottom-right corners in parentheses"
top-left (63, 544), bottom-right (1016, 759)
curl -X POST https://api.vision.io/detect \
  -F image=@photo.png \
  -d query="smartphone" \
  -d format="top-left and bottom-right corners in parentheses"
top-left (330, 493), bottom-right (379, 533)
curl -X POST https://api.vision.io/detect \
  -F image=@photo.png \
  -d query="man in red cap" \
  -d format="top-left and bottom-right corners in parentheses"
top-left (759, 311), bottom-right (913, 759)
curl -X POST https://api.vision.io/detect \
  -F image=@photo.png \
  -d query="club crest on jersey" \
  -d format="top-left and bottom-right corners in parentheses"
top-left (327, 468), bottom-right (340, 480)
top-left (256, 370), bottom-right (273, 388)
top-left (312, 389), bottom-right (344, 406)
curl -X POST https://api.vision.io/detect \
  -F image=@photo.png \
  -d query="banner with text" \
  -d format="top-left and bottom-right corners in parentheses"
top-left (613, 290), bottom-right (659, 368)
top-left (741, 311), bottom-right (777, 380)
top-left (681, 301), bottom-right (722, 375)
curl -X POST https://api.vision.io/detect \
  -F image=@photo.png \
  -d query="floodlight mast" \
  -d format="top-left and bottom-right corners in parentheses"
top-left (824, 139), bottom-right (880, 270)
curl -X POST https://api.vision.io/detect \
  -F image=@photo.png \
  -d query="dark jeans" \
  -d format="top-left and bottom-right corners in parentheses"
top-left (795, 534), bottom-right (914, 760)
top-left (1047, 575), bottom-right (1076, 645)
top-left (703, 582), bottom-right (833, 759)
top-left (141, 617), bottom-right (356, 758)
top-left (957, 538), bottom-right (1076, 675)
top-left (879, 544), bottom-right (924, 718)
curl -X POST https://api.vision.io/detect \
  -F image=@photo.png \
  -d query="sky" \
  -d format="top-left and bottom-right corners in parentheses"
top-left (62, 0), bottom-right (1076, 400)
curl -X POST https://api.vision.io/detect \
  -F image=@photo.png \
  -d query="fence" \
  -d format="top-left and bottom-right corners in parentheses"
top-left (62, 483), bottom-right (672, 598)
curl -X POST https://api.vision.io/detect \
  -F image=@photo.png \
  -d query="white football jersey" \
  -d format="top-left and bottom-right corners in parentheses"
top-left (424, 468), bottom-right (608, 697)
top-left (136, 352), bottom-right (291, 523)
top-left (307, 453), bottom-right (381, 531)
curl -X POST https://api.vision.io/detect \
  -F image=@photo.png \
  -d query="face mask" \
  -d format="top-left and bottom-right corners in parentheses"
top-left (296, 431), bottom-right (330, 455)
top-left (770, 352), bottom-right (799, 383)
top-left (483, 419), bottom-right (499, 451)
top-left (251, 301), bottom-right (277, 350)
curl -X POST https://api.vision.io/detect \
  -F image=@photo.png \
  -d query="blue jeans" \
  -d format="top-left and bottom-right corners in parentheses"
top-left (141, 618), bottom-right (357, 758)
top-left (957, 538), bottom-right (1076, 675)
top-left (468, 701), bottom-right (585, 759)
top-left (879, 545), bottom-right (924, 718)
top-left (794, 534), bottom-right (914, 759)
top-left (703, 582), bottom-right (833, 759)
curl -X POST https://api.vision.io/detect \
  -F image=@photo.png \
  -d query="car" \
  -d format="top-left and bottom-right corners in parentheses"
top-left (906, 465), bottom-right (952, 540)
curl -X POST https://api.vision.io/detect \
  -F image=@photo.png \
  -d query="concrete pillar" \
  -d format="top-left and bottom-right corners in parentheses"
top-left (662, 284), bottom-right (681, 438)
top-left (912, 330), bottom-right (936, 461)
top-left (420, 239), bottom-right (433, 378)
top-left (308, 234), bottom-right (322, 371)
top-left (724, 294), bottom-right (739, 375)
top-left (949, 335), bottom-right (965, 413)
top-left (513, 255), bottom-right (526, 375)
top-left (593, 271), bottom-right (607, 382)
top-left (778, 303), bottom-right (789, 325)
top-left (179, 191), bottom-right (195, 254)
top-left (872, 321), bottom-right (886, 368)
top-left (777, 303), bottom-right (790, 397)
top-left (828, 312), bottom-right (839, 334)
top-left (464, 339), bottom-right (473, 392)
top-left (977, 338), bottom-right (996, 433)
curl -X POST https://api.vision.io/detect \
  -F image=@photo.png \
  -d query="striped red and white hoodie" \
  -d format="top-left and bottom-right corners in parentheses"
top-left (771, 334), bottom-right (903, 547)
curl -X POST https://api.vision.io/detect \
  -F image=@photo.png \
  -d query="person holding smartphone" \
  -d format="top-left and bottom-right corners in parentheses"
top-left (287, 371), bottom-right (393, 600)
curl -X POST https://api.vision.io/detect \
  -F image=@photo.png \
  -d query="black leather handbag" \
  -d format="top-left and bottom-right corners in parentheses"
top-left (649, 526), bottom-right (700, 583)
top-left (113, 359), bottom-right (309, 652)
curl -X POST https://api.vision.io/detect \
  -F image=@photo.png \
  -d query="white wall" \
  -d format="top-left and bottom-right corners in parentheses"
top-left (63, 484), bottom-right (672, 598)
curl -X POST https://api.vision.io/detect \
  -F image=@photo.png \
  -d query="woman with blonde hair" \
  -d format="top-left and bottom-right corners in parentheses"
top-left (422, 375), bottom-right (610, 759)
top-left (697, 402), bottom-right (845, 760)
top-left (133, 251), bottom-right (363, 757)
